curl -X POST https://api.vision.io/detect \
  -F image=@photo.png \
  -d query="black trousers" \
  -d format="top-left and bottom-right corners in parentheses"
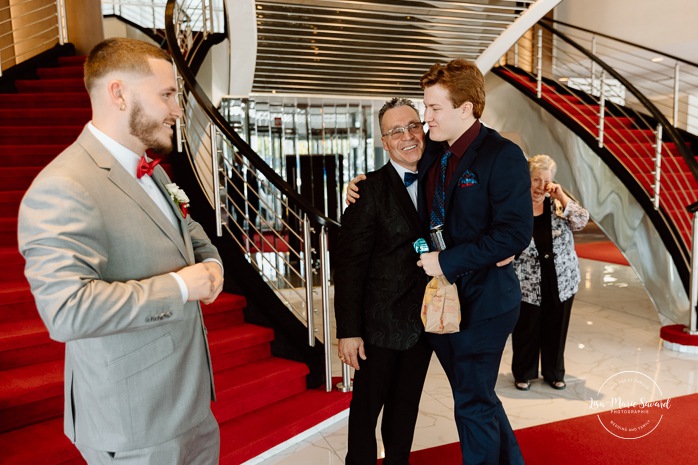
top-left (511, 295), bottom-right (574, 382)
top-left (345, 337), bottom-right (432, 465)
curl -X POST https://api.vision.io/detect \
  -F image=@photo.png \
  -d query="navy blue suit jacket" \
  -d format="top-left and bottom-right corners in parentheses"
top-left (418, 124), bottom-right (533, 327)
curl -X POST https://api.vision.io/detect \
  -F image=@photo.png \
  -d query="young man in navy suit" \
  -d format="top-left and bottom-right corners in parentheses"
top-left (334, 98), bottom-right (432, 465)
top-left (416, 59), bottom-right (532, 464)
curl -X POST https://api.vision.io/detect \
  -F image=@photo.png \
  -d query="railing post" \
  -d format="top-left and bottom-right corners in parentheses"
top-left (598, 70), bottom-right (606, 148)
top-left (210, 125), bottom-right (223, 237)
top-left (202, 0), bottom-right (209, 38)
top-left (590, 35), bottom-right (597, 96)
top-left (653, 124), bottom-right (663, 210)
top-left (319, 225), bottom-right (333, 392)
top-left (673, 62), bottom-right (680, 127)
top-left (536, 27), bottom-right (542, 99)
top-left (56, 0), bottom-right (68, 44)
top-left (690, 212), bottom-right (698, 334)
top-left (303, 215), bottom-right (316, 348)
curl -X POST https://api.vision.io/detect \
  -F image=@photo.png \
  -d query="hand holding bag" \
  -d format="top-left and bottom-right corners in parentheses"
top-left (421, 275), bottom-right (460, 334)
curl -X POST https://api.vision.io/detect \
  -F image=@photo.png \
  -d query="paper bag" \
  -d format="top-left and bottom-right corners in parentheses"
top-left (421, 276), bottom-right (460, 334)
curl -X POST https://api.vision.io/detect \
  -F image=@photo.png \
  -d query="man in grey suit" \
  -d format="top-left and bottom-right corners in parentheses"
top-left (334, 98), bottom-right (432, 465)
top-left (17, 37), bottom-right (224, 464)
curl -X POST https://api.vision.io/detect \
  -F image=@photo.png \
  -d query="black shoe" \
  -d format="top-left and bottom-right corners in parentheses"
top-left (549, 380), bottom-right (566, 390)
top-left (515, 380), bottom-right (531, 391)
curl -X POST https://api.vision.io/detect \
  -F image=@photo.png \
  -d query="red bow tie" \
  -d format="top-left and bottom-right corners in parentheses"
top-left (136, 156), bottom-right (161, 179)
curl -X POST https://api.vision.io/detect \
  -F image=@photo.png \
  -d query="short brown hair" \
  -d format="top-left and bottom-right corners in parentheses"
top-left (378, 97), bottom-right (420, 132)
top-left (84, 37), bottom-right (173, 94)
top-left (420, 59), bottom-right (485, 118)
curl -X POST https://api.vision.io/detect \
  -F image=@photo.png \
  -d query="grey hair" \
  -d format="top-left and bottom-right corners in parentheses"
top-left (378, 97), bottom-right (420, 132)
top-left (528, 154), bottom-right (557, 178)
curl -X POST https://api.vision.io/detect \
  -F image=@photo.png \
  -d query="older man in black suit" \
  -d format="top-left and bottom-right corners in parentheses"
top-left (334, 97), bottom-right (432, 465)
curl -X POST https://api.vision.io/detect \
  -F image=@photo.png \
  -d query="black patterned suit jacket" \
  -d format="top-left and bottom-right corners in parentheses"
top-left (333, 162), bottom-right (429, 351)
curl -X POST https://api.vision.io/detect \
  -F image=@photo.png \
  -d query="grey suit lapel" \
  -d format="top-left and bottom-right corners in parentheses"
top-left (77, 130), bottom-right (192, 264)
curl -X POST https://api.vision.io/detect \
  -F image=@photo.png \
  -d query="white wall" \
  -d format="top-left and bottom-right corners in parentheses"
top-left (556, 0), bottom-right (698, 62)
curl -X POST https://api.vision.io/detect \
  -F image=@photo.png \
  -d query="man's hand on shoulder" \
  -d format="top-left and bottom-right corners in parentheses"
top-left (345, 174), bottom-right (366, 205)
top-left (338, 337), bottom-right (366, 370)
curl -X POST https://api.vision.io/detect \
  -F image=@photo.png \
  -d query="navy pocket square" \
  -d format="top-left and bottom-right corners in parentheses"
top-left (458, 170), bottom-right (478, 187)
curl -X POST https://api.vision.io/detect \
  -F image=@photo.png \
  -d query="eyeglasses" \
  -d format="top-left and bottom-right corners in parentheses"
top-left (381, 122), bottom-right (424, 140)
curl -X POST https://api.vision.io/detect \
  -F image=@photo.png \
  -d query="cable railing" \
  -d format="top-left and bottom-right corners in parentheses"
top-left (496, 20), bottom-right (697, 282)
top-left (541, 19), bottom-right (698, 137)
top-left (0, 0), bottom-right (68, 76)
top-left (164, 0), bottom-right (342, 392)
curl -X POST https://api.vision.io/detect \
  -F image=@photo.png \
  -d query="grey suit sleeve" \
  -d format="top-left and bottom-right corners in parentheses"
top-left (18, 175), bottom-right (187, 342)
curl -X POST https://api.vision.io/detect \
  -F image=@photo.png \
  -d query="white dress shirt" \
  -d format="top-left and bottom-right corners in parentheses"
top-left (389, 159), bottom-right (418, 210)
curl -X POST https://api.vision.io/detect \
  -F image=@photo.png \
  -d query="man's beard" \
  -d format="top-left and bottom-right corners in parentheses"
top-left (128, 101), bottom-right (173, 155)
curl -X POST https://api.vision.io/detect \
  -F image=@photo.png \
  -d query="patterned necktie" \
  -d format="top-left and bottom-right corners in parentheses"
top-left (404, 172), bottom-right (418, 187)
top-left (430, 150), bottom-right (452, 228)
top-left (136, 156), bottom-right (161, 179)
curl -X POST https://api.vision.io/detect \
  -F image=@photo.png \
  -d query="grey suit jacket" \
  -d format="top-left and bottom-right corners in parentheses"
top-left (17, 128), bottom-right (220, 451)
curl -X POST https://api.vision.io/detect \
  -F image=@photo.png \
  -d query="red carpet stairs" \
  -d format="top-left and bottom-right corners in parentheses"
top-left (0, 56), bottom-right (349, 465)
top-left (498, 67), bottom-right (697, 247)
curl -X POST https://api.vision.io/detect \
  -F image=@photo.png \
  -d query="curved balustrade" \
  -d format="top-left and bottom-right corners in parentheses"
top-left (496, 21), bottom-right (697, 281)
top-left (164, 0), bottom-right (340, 391)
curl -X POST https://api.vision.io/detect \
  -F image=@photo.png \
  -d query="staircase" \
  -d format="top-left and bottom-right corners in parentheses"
top-left (497, 66), bottom-right (697, 247)
top-left (0, 55), bottom-right (349, 465)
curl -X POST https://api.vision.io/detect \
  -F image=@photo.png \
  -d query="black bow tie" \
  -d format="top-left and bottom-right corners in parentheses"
top-left (404, 172), bottom-right (418, 187)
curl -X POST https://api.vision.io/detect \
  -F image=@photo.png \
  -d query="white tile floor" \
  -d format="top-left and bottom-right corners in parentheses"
top-left (247, 258), bottom-right (698, 465)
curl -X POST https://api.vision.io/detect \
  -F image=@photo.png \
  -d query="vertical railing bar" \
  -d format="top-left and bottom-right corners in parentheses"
top-left (590, 35), bottom-right (597, 95)
top-left (319, 226), bottom-right (332, 392)
top-left (211, 124), bottom-right (223, 237)
top-left (690, 213), bottom-right (698, 334)
top-left (536, 27), bottom-right (542, 99)
top-left (303, 215), bottom-right (315, 347)
top-left (598, 70), bottom-right (606, 148)
top-left (56, 0), bottom-right (68, 44)
top-left (673, 62), bottom-right (680, 127)
top-left (653, 124), bottom-right (663, 210)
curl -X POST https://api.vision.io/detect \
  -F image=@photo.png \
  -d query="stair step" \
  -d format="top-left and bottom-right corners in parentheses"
top-left (0, 418), bottom-right (81, 465)
top-left (0, 217), bottom-right (18, 247)
top-left (58, 56), bottom-right (86, 66)
top-left (0, 319), bottom-right (62, 370)
top-left (208, 324), bottom-right (273, 372)
top-left (0, 126), bottom-right (84, 146)
top-left (0, 246), bottom-right (25, 282)
top-left (0, 359), bottom-right (64, 433)
top-left (15, 78), bottom-right (86, 93)
top-left (212, 357), bottom-right (309, 424)
top-left (37, 66), bottom-right (85, 79)
top-left (219, 382), bottom-right (351, 464)
top-left (0, 190), bottom-right (26, 218)
top-left (0, 146), bottom-right (66, 168)
top-left (0, 92), bottom-right (90, 109)
top-left (0, 108), bottom-right (91, 126)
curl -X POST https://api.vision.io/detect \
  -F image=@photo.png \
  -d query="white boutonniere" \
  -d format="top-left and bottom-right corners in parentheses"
top-left (165, 183), bottom-right (190, 217)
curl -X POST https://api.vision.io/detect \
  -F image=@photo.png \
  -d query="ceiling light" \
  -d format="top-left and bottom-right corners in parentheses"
top-left (559, 77), bottom-right (569, 82)
top-left (651, 57), bottom-right (663, 63)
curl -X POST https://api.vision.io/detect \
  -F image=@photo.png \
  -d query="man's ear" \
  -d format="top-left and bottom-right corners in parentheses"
top-left (460, 102), bottom-right (473, 120)
top-left (108, 80), bottom-right (126, 109)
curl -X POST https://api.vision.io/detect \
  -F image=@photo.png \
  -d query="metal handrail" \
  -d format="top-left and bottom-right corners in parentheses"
top-left (164, 0), bottom-right (341, 392)
top-left (497, 21), bottom-right (697, 283)
top-left (539, 18), bottom-right (698, 138)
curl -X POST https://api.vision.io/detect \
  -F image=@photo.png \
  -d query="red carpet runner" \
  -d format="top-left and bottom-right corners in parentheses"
top-left (0, 55), bottom-right (349, 464)
top-left (386, 393), bottom-right (697, 465)
top-left (575, 241), bottom-right (630, 266)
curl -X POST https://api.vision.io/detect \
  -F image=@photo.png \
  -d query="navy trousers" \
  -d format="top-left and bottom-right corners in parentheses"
top-left (428, 307), bottom-right (524, 465)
